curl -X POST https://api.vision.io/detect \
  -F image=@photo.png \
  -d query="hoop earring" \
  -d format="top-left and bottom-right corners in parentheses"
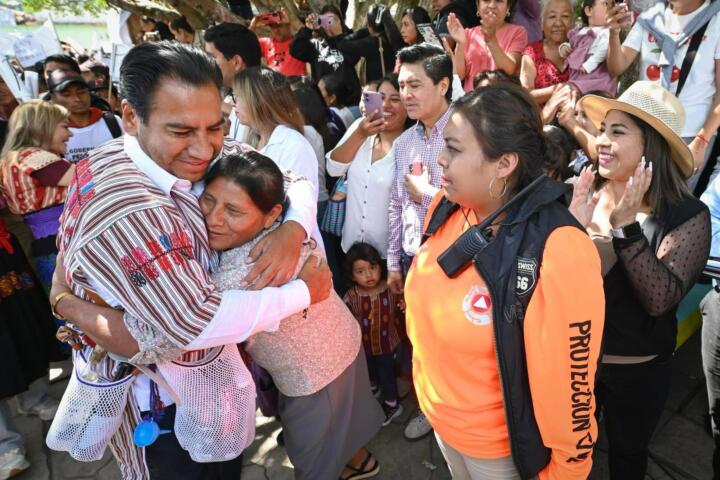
top-left (488, 176), bottom-right (508, 200)
top-left (506, 11), bottom-right (511, 18)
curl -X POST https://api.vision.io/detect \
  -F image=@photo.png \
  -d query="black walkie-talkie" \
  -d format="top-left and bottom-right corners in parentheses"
top-left (437, 175), bottom-right (547, 277)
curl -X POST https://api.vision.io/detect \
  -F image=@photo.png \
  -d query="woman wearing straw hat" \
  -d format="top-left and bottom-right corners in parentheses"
top-left (570, 80), bottom-right (711, 479)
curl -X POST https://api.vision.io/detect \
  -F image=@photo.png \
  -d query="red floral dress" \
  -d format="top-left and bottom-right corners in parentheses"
top-left (523, 40), bottom-right (569, 89)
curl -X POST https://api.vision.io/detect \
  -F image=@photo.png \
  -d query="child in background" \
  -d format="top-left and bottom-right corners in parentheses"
top-left (560, 0), bottom-right (616, 95)
top-left (344, 242), bottom-right (405, 427)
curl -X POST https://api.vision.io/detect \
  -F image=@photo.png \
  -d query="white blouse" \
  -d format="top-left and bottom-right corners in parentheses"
top-left (326, 119), bottom-right (396, 257)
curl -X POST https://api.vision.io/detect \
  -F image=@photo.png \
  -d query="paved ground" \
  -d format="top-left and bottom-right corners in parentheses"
top-left (11, 330), bottom-right (714, 480)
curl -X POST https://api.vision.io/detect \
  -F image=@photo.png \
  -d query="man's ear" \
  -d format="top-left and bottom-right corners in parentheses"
top-left (231, 54), bottom-right (247, 75)
top-left (121, 99), bottom-right (139, 135)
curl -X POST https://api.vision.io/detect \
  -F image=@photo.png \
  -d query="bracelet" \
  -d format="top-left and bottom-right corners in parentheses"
top-left (51, 291), bottom-right (72, 320)
top-left (697, 133), bottom-right (710, 146)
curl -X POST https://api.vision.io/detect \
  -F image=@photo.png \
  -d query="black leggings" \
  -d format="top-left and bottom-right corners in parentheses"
top-left (595, 355), bottom-right (673, 479)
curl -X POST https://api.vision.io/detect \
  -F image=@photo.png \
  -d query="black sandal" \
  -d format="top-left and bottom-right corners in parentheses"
top-left (339, 451), bottom-right (380, 480)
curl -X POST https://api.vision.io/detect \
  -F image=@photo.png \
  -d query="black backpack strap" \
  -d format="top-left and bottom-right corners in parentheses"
top-left (102, 111), bottom-right (122, 139)
top-left (676, 20), bottom-right (710, 96)
top-left (421, 197), bottom-right (460, 245)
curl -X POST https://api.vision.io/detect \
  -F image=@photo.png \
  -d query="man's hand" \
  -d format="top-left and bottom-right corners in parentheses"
top-left (388, 270), bottom-right (404, 295)
top-left (405, 167), bottom-right (431, 203)
top-left (298, 255), bottom-right (332, 304)
top-left (245, 221), bottom-right (306, 289)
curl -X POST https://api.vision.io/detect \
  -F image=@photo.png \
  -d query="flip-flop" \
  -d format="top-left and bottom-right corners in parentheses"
top-left (339, 451), bottom-right (380, 480)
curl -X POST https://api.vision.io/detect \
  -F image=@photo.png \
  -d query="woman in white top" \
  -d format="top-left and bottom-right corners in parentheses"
top-left (326, 74), bottom-right (410, 258)
top-left (233, 67), bottom-right (320, 200)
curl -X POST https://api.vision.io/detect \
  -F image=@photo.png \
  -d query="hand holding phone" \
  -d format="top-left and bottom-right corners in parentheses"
top-left (362, 91), bottom-right (383, 120)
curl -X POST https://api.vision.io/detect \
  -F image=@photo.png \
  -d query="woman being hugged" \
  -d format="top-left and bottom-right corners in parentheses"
top-left (405, 82), bottom-right (605, 479)
top-left (0, 100), bottom-right (73, 290)
top-left (570, 81), bottom-right (710, 478)
top-left (446, 0), bottom-right (529, 92)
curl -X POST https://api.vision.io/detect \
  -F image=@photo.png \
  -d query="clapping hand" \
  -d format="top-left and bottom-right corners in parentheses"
top-left (609, 157), bottom-right (653, 228)
top-left (446, 13), bottom-right (466, 45)
top-left (569, 166), bottom-right (600, 228)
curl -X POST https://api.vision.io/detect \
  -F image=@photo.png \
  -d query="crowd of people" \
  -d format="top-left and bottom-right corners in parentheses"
top-left (1, 0), bottom-right (720, 479)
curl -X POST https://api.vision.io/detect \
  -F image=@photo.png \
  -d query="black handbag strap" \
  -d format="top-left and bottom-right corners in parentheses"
top-left (676, 20), bottom-right (710, 96)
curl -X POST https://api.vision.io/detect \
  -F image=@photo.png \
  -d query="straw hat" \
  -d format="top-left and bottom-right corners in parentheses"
top-left (578, 81), bottom-right (693, 178)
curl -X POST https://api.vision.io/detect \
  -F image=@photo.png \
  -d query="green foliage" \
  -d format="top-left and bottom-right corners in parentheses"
top-left (21, 0), bottom-right (109, 15)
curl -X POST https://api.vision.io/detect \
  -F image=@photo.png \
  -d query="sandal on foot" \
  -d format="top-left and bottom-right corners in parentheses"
top-left (339, 451), bottom-right (380, 480)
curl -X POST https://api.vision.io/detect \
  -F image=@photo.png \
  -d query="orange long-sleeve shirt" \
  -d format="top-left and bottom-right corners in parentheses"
top-left (405, 195), bottom-right (605, 479)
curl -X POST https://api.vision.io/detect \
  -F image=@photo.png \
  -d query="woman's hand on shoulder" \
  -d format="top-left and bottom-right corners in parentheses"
top-left (569, 166), bottom-right (600, 228)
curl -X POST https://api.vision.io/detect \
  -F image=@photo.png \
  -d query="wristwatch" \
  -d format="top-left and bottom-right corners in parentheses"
top-left (611, 221), bottom-right (642, 239)
top-left (51, 291), bottom-right (72, 320)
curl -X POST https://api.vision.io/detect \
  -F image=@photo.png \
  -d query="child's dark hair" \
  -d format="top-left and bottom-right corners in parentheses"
top-left (543, 125), bottom-right (576, 181)
top-left (205, 151), bottom-right (289, 215)
top-left (580, 0), bottom-right (596, 26)
top-left (345, 242), bottom-right (387, 285)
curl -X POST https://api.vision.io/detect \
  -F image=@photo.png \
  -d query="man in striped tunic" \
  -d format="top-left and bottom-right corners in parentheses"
top-left (50, 42), bottom-right (331, 479)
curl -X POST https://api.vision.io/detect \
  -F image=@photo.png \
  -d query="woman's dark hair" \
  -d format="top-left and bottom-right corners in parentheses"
top-left (396, 43), bottom-right (453, 101)
top-left (320, 4), bottom-right (345, 22)
top-left (345, 242), bottom-right (387, 285)
top-left (320, 71), bottom-right (353, 108)
top-left (120, 41), bottom-right (222, 124)
top-left (453, 84), bottom-right (550, 191)
top-left (170, 16), bottom-right (195, 34)
top-left (291, 84), bottom-right (341, 152)
top-left (592, 113), bottom-right (691, 216)
top-left (473, 69), bottom-right (521, 89)
top-left (402, 7), bottom-right (432, 44)
top-left (205, 151), bottom-right (288, 215)
top-left (377, 74), bottom-right (414, 129)
top-left (543, 125), bottom-right (575, 181)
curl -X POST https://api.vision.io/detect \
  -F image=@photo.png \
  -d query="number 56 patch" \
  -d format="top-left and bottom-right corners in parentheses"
top-left (516, 257), bottom-right (538, 296)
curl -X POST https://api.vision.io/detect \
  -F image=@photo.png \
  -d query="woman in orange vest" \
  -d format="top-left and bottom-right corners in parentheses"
top-left (404, 83), bottom-right (605, 479)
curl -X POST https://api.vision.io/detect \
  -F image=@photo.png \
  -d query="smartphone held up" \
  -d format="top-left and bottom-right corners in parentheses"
top-left (362, 91), bottom-right (383, 121)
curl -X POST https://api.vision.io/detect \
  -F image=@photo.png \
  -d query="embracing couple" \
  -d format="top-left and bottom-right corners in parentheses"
top-left (49, 41), bottom-right (382, 480)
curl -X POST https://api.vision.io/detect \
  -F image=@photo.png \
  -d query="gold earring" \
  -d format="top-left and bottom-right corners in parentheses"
top-left (488, 176), bottom-right (508, 199)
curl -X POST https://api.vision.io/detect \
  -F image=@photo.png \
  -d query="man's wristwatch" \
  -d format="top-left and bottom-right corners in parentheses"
top-left (611, 221), bottom-right (642, 239)
top-left (51, 291), bottom-right (72, 320)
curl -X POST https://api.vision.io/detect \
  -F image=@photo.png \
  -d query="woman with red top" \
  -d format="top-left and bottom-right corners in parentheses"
top-left (520, 0), bottom-right (573, 104)
top-left (0, 100), bottom-right (73, 290)
top-left (447, 0), bottom-right (529, 92)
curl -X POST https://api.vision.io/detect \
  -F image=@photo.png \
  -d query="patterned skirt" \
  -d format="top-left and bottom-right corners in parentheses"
top-left (0, 229), bottom-right (64, 399)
